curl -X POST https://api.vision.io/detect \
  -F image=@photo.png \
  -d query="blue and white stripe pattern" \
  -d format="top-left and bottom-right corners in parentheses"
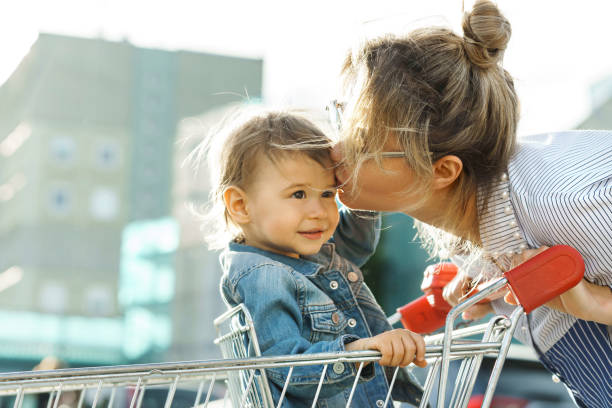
top-left (474, 130), bottom-right (612, 407)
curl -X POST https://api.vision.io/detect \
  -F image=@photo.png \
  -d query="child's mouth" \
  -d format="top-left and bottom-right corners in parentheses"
top-left (299, 230), bottom-right (324, 240)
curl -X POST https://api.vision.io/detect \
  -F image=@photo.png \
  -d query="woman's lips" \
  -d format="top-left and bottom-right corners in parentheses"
top-left (299, 230), bottom-right (324, 240)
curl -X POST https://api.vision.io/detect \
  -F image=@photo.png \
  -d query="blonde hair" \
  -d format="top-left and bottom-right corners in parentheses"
top-left (188, 108), bottom-right (333, 249)
top-left (340, 0), bottom-right (518, 256)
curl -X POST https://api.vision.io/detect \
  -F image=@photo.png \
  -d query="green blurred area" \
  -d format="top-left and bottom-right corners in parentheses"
top-left (362, 213), bottom-right (432, 316)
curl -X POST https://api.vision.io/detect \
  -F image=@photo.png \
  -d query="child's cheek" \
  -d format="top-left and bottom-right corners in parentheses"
top-left (330, 209), bottom-right (340, 231)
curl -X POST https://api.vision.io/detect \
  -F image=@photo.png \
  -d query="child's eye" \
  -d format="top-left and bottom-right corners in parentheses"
top-left (321, 190), bottom-right (336, 198)
top-left (291, 190), bottom-right (306, 199)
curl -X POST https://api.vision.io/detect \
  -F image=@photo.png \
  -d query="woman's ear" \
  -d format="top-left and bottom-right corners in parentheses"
top-left (223, 186), bottom-right (250, 224)
top-left (432, 155), bottom-right (463, 190)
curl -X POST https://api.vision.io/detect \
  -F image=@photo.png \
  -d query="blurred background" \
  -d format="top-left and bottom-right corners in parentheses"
top-left (0, 1), bottom-right (610, 404)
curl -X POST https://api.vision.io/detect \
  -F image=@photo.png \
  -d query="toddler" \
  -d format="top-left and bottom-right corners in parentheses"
top-left (197, 109), bottom-right (426, 407)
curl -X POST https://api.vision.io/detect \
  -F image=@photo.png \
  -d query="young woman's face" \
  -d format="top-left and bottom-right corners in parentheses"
top-left (332, 142), bottom-right (420, 213)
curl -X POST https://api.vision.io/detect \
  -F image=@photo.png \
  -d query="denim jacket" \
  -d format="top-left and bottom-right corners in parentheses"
top-left (220, 208), bottom-right (424, 407)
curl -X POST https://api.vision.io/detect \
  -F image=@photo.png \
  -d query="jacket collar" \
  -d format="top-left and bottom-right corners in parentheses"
top-left (227, 241), bottom-right (331, 276)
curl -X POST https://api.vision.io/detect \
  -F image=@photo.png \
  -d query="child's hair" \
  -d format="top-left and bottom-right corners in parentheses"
top-left (339, 0), bottom-right (518, 257)
top-left (189, 108), bottom-right (333, 250)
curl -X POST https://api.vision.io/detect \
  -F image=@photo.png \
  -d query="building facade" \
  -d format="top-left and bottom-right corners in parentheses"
top-left (0, 33), bottom-right (262, 368)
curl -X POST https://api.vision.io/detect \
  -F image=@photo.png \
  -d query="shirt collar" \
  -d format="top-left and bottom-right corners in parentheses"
top-left (477, 173), bottom-right (527, 263)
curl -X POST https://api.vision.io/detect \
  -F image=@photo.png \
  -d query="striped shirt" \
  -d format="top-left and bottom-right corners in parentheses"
top-left (470, 130), bottom-right (612, 407)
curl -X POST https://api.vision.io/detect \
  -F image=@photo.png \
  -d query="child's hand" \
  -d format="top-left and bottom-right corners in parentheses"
top-left (345, 329), bottom-right (427, 367)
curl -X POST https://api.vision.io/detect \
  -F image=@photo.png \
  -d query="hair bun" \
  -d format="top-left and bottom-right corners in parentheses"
top-left (462, 0), bottom-right (511, 69)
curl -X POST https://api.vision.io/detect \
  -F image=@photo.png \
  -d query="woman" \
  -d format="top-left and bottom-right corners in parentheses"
top-left (331, 1), bottom-right (612, 407)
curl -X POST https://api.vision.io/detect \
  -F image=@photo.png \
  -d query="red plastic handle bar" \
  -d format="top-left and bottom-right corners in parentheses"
top-left (504, 245), bottom-right (584, 313)
top-left (396, 245), bottom-right (584, 333)
top-left (397, 296), bottom-right (448, 334)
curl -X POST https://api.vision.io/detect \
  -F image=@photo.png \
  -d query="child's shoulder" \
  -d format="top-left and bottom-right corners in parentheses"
top-left (222, 246), bottom-right (290, 273)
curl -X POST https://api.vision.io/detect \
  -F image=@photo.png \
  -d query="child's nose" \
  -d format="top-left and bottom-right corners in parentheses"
top-left (307, 198), bottom-right (327, 218)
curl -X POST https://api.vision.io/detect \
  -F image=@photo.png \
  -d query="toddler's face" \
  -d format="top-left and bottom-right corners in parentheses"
top-left (241, 153), bottom-right (339, 258)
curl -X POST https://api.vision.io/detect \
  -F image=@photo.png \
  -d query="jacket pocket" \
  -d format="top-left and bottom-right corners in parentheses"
top-left (307, 308), bottom-right (348, 342)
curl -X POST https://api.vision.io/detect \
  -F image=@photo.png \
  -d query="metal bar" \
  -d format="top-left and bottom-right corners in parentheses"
top-left (420, 357), bottom-right (440, 408)
top-left (310, 364), bottom-right (327, 408)
top-left (193, 380), bottom-right (205, 407)
top-left (163, 375), bottom-right (180, 408)
top-left (201, 373), bottom-right (216, 408)
top-left (0, 344), bottom-right (502, 389)
top-left (438, 277), bottom-right (509, 408)
top-left (425, 322), bottom-right (493, 344)
top-left (276, 366), bottom-right (293, 408)
top-left (382, 367), bottom-right (399, 408)
top-left (136, 385), bottom-right (146, 408)
top-left (107, 387), bottom-right (116, 408)
top-left (77, 388), bottom-right (85, 408)
top-left (128, 377), bottom-right (142, 408)
top-left (52, 383), bottom-right (63, 408)
top-left (449, 357), bottom-right (470, 408)
top-left (91, 380), bottom-right (102, 408)
top-left (46, 391), bottom-right (54, 408)
top-left (345, 362), bottom-right (365, 408)
top-left (450, 315), bottom-right (502, 408)
top-left (481, 308), bottom-right (523, 408)
top-left (239, 370), bottom-right (255, 408)
top-left (459, 317), bottom-right (510, 408)
top-left (12, 387), bottom-right (23, 408)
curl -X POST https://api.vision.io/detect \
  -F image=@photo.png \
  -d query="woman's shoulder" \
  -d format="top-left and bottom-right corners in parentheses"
top-left (509, 130), bottom-right (612, 195)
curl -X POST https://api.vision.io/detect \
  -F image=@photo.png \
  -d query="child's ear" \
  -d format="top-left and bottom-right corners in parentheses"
top-left (432, 155), bottom-right (463, 190)
top-left (223, 186), bottom-right (250, 224)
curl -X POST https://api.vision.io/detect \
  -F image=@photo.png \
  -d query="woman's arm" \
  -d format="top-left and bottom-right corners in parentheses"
top-left (552, 279), bottom-right (612, 325)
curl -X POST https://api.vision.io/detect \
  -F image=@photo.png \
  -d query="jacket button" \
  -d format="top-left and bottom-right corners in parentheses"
top-left (552, 374), bottom-right (561, 383)
top-left (376, 400), bottom-right (385, 407)
top-left (348, 318), bottom-right (357, 328)
top-left (332, 362), bottom-right (345, 374)
top-left (347, 272), bottom-right (359, 282)
top-left (331, 312), bottom-right (340, 324)
top-left (330, 280), bottom-right (339, 290)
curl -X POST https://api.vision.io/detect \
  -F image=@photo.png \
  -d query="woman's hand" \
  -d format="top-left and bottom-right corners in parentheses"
top-left (345, 329), bottom-right (427, 367)
top-left (442, 273), bottom-right (494, 320)
top-left (507, 247), bottom-right (612, 325)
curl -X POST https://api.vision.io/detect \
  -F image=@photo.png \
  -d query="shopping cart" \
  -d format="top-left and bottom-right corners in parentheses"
top-left (0, 245), bottom-right (584, 408)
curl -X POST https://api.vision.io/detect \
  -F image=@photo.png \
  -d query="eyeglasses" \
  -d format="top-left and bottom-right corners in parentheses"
top-left (325, 99), bottom-right (406, 159)
top-left (326, 99), bottom-right (345, 134)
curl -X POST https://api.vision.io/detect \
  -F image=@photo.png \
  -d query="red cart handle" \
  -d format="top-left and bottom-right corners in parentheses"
top-left (395, 245), bottom-right (584, 333)
top-left (503, 245), bottom-right (584, 313)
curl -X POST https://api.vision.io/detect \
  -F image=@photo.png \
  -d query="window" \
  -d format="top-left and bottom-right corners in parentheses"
top-left (47, 183), bottom-right (72, 216)
top-left (85, 285), bottom-right (113, 316)
top-left (90, 187), bottom-right (119, 220)
top-left (49, 136), bottom-right (76, 165)
top-left (39, 282), bottom-right (68, 313)
top-left (94, 140), bottom-right (121, 170)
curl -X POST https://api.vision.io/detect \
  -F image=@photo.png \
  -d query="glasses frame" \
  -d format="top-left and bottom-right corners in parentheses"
top-left (326, 99), bottom-right (405, 159)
